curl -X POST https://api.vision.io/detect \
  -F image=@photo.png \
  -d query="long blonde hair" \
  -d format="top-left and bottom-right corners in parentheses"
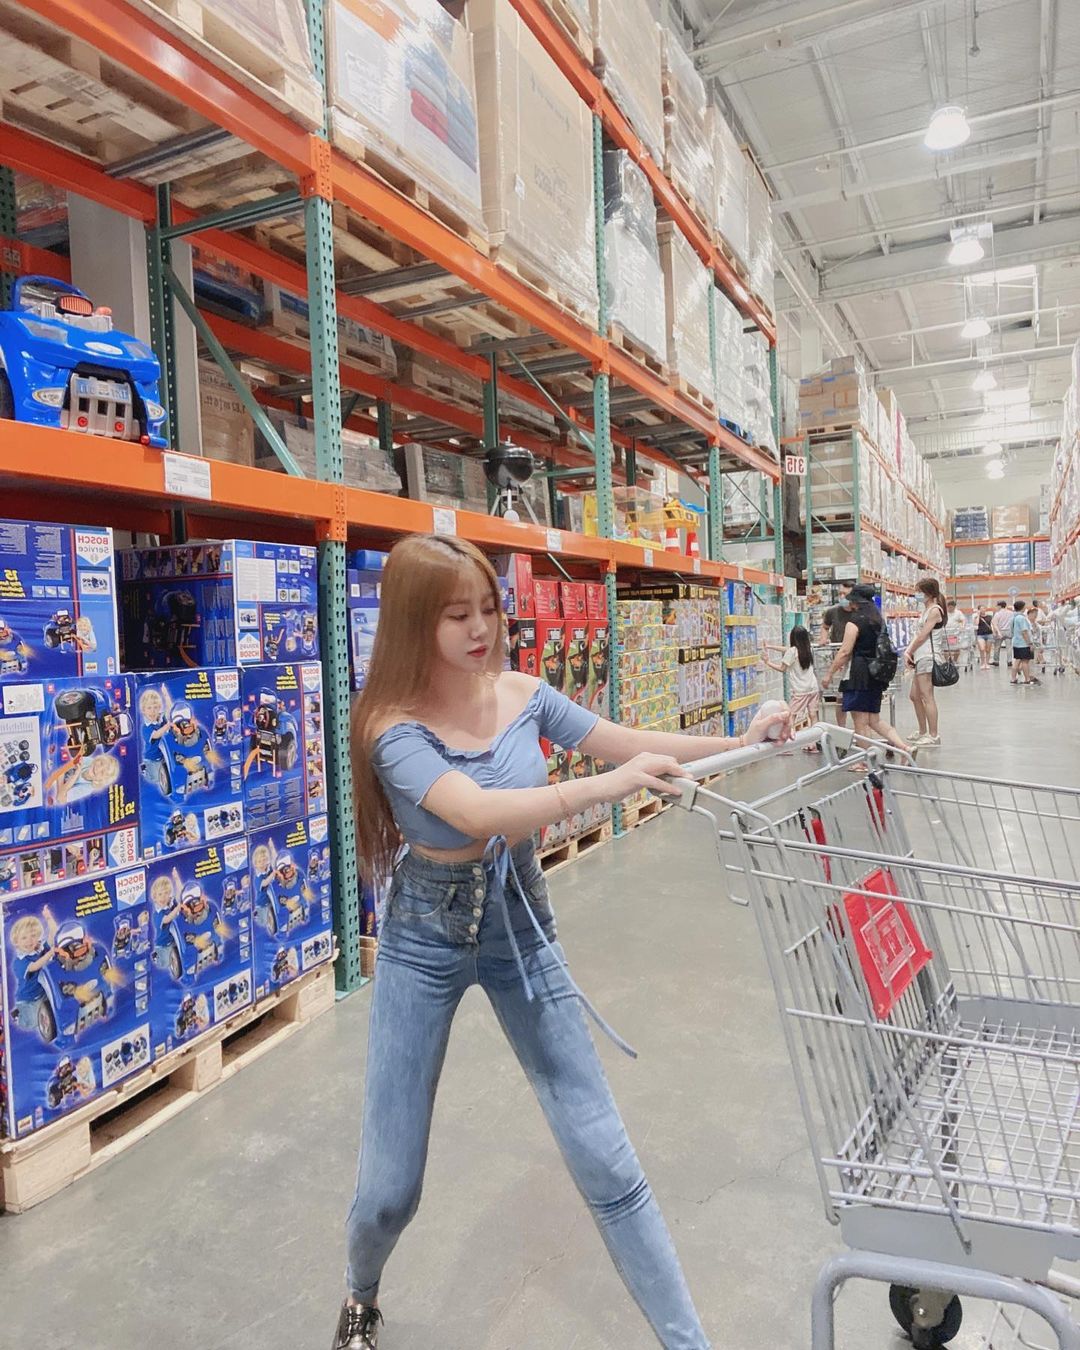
top-left (350, 534), bottom-right (506, 879)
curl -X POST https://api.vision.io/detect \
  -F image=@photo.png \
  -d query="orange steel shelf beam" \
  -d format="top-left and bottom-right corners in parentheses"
top-left (0, 233), bottom-right (72, 280)
top-left (950, 535), bottom-right (1049, 547)
top-left (947, 572), bottom-right (1050, 583)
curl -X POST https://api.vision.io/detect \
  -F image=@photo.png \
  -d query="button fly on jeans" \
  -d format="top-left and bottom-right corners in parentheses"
top-left (472, 906), bottom-right (482, 917)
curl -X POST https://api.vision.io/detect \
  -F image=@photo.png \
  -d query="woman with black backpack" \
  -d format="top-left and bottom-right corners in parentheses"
top-left (820, 584), bottom-right (912, 766)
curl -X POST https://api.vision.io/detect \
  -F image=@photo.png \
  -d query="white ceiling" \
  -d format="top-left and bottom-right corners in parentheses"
top-left (683, 0), bottom-right (1080, 456)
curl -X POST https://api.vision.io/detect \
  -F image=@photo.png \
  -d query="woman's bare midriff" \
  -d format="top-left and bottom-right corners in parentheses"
top-left (410, 832), bottom-right (532, 864)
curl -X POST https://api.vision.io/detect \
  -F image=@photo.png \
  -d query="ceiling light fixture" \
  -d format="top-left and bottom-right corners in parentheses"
top-left (961, 317), bottom-right (991, 340)
top-left (972, 369), bottom-right (997, 392)
top-left (981, 440), bottom-right (1003, 457)
top-left (987, 463), bottom-right (1005, 479)
top-left (949, 235), bottom-right (985, 266)
top-left (925, 105), bottom-right (971, 151)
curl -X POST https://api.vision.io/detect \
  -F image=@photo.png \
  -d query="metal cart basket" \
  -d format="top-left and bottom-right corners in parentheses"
top-left (675, 727), bottom-right (1080, 1349)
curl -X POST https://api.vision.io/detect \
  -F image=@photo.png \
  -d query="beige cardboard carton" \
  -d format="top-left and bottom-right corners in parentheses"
top-left (591, 0), bottom-right (664, 165)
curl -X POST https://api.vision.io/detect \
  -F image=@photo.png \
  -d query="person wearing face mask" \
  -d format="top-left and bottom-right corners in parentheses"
top-left (819, 584), bottom-right (911, 765)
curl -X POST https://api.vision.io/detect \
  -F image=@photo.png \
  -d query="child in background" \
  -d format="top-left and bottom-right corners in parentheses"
top-left (762, 626), bottom-right (821, 747)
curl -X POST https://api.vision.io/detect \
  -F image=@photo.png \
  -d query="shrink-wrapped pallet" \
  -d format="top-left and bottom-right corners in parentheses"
top-left (256, 412), bottom-right (403, 494)
top-left (591, 0), bottom-right (664, 165)
top-left (327, 0), bottom-right (485, 234)
top-left (660, 31), bottom-right (713, 226)
top-left (713, 288), bottom-right (746, 428)
top-left (659, 222), bottom-right (713, 405)
top-left (744, 152), bottom-right (775, 316)
top-left (603, 148), bottom-right (665, 365)
top-left (742, 331), bottom-right (777, 457)
top-left (468, 0), bottom-right (598, 323)
top-left (263, 283), bottom-right (398, 378)
top-left (712, 107), bottom-right (749, 269)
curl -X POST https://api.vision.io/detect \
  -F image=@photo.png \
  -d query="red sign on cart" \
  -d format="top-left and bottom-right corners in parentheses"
top-left (842, 868), bottom-right (933, 1019)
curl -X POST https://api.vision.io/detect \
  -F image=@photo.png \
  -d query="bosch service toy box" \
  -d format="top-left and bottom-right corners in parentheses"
top-left (240, 663), bottom-right (327, 830)
top-left (0, 519), bottom-right (120, 684)
top-left (0, 675), bottom-right (140, 890)
top-left (347, 567), bottom-right (382, 693)
top-left (248, 813), bottom-right (333, 996)
top-left (117, 539), bottom-right (319, 669)
top-left (146, 838), bottom-right (253, 1059)
top-left (133, 668), bottom-right (244, 859)
top-left (0, 865), bottom-right (152, 1138)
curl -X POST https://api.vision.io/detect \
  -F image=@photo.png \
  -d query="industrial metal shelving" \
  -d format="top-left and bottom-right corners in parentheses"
top-left (0, 0), bottom-right (785, 990)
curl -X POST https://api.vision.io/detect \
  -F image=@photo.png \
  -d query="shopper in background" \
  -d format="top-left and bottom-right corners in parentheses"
top-left (990, 599), bottom-right (1013, 668)
top-left (338, 533), bottom-right (792, 1350)
top-left (904, 577), bottom-right (948, 747)
top-left (975, 607), bottom-right (994, 669)
top-left (818, 600), bottom-right (849, 730)
top-left (1011, 599), bottom-right (1040, 686)
top-left (819, 584), bottom-right (910, 764)
top-left (762, 625), bottom-right (821, 740)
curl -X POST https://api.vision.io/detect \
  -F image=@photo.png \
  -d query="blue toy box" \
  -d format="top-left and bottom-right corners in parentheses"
top-left (0, 519), bottom-right (120, 684)
top-left (240, 662), bottom-right (326, 830)
top-left (117, 539), bottom-right (319, 669)
top-left (248, 813), bottom-right (334, 997)
top-left (0, 865), bottom-right (152, 1139)
top-left (146, 837), bottom-right (253, 1060)
top-left (347, 568), bottom-right (382, 692)
top-left (132, 668), bottom-right (244, 859)
top-left (0, 675), bottom-right (140, 890)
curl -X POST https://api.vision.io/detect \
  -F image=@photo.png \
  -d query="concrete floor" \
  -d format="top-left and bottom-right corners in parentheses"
top-left (2, 667), bottom-right (1077, 1349)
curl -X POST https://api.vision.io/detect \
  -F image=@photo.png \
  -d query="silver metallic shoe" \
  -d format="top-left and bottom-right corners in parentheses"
top-left (332, 1303), bottom-right (383, 1349)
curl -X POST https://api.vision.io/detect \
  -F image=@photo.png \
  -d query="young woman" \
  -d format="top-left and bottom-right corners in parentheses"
top-left (762, 626), bottom-right (820, 740)
top-left (904, 577), bottom-right (948, 747)
top-left (337, 534), bottom-right (792, 1350)
top-left (975, 607), bottom-right (993, 670)
top-left (819, 584), bottom-right (910, 765)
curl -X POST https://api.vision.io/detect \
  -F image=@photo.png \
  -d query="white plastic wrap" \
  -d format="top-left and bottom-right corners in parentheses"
top-left (603, 147), bottom-right (665, 364)
top-left (591, 0), bottom-right (664, 165)
top-left (327, 0), bottom-right (485, 234)
top-left (712, 106), bottom-right (748, 268)
top-left (660, 31), bottom-right (714, 223)
top-left (744, 153), bottom-right (775, 315)
top-left (469, 0), bottom-right (598, 323)
top-left (742, 331), bottom-right (778, 457)
top-left (659, 223), bottom-right (713, 402)
top-left (713, 288), bottom-right (747, 428)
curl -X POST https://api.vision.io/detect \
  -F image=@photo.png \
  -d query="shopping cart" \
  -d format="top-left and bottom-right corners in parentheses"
top-left (945, 628), bottom-right (976, 672)
top-left (813, 643), bottom-right (905, 724)
top-left (671, 727), bottom-right (1080, 1349)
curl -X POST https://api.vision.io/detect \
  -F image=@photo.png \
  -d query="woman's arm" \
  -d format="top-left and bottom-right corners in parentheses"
top-left (820, 622), bottom-right (857, 688)
top-left (760, 656), bottom-right (784, 673)
top-left (579, 702), bottom-right (792, 765)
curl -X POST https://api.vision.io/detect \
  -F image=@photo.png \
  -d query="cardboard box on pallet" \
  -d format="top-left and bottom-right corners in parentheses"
top-left (533, 579), bottom-right (562, 620)
top-left (591, 0), bottom-right (664, 164)
top-left (197, 360), bottom-right (255, 467)
top-left (256, 412), bottom-right (402, 495)
top-left (326, 0), bottom-right (485, 236)
top-left (659, 222), bottom-right (713, 403)
top-left (0, 520), bottom-right (120, 685)
top-left (263, 284), bottom-right (398, 378)
top-left (248, 813), bottom-right (334, 997)
top-left (1, 864), bottom-right (152, 1139)
top-left (118, 541), bottom-right (319, 669)
top-left (146, 838), bottom-right (253, 1061)
top-left (0, 674), bottom-right (140, 889)
top-left (603, 147), bottom-right (666, 365)
top-left (468, 0), bottom-right (598, 324)
top-left (711, 106), bottom-right (748, 268)
top-left (131, 669), bottom-right (244, 860)
top-left (660, 29), bottom-right (714, 224)
top-left (239, 663), bottom-right (327, 832)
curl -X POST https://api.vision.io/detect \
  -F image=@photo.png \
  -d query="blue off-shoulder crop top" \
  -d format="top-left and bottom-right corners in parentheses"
top-left (372, 680), bottom-right (600, 850)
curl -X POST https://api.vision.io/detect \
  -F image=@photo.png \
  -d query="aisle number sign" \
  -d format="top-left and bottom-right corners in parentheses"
top-left (784, 453), bottom-right (807, 476)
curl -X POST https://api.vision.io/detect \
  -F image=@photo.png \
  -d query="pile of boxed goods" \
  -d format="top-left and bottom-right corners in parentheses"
top-left (1051, 342), bottom-right (1080, 598)
top-left (991, 541), bottom-right (1034, 575)
top-left (744, 155), bottom-right (775, 317)
top-left (1040, 483), bottom-right (1052, 533)
top-left (723, 582), bottom-right (763, 738)
top-left (591, 0), bottom-right (665, 165)
top-left (402, 443), bottom-right (488, 512)
top-left (714, 288), bottom-right (747, 428)
top-left (742, 331), bottom-right (777, 456)
top-left (659, 222), bottom-right (714, 405)
top-left (660, 30), bottom-right (714, 225)
top-left (992, 505), bottom-right (1032, 538)
top-left (395, 351), bottom-right (557, 439)
top-left (326, 0), bottom-right (485, 235)
top-left (614, 596), bottom-right (677, 813)
top-left (256, 412), bottom-right (403, 495)
top-left (496, 557), bottom-right (611, 850)
top-left (798, 354), bottom-right (880, 435)
top-left (1034, 539), bottom-right (1052, 572)
top-left (711, 107), bottom-right (748, 272)
top-left (263, 283), bottom-right (398, 379)
top-left (757, 602), bottom-right (784, 705)
top-left (723, 471), bottom-right (767, 531)
top-left (0, 520), bottom-right (334, 1142)
top-left (603, 148), bottom-right (666, 365)
top-left (470, 0), bottom-right (598, 322)
top-left (198, 361), bottom-right (255, 467)
top-left (950, 505), bottom-right (991, 541)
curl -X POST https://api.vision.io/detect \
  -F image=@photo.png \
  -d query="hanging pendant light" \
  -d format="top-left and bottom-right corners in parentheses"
top-left (961, 317), bottom-right (991, 340)
top-left (972, 369), bottom-right (997, 392)
top-left (925, 106), bottom-right (972, 151)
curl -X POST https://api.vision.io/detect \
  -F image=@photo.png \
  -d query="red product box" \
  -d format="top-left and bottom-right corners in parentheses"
top-left (560, 581), bottom-right (588, 620)
top-left (565, 619), bottom-right (591, 704)
top-left (508, 618), bottom-right (538, 677)
top-left (588, 620), bottom-right (610, 713)
top-left (492, 552), bottom-right (534, 618)
top-left (533, 578), bottom-right (562, 619)
top-left (536, 619), bottom-right (566, 692)
top-left (584, 582), bottom-right (608, 620)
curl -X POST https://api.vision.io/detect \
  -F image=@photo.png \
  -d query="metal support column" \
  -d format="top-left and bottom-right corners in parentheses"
top-left (707, 445), bottom-right (723, 562)
top-left (307, 0), bottom-right (361, 993)
top-left (0, 167), bottom-right (15, 308)
top-left (376, 399), bottom-right (393, 454)
top-left (803, 433), bottom-right (814, 592)
top-left (483, 353), bottom-right (500, 511)
top-left (146, 183), bottom-right (178, 448)
top-left (769, 344), bottom-right (784, 579)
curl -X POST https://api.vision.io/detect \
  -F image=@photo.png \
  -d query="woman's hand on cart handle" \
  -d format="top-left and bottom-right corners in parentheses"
top-left (607, 753), bottom-right (691, 800)
top-left (743, 703), bottom-right (793, 746)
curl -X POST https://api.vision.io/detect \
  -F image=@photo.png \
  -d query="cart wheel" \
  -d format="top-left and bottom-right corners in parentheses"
top-left (889, 1285), bottom-right (963, 1347)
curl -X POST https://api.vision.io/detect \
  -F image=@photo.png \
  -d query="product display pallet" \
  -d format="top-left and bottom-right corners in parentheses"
top-left (538, 820), bottom-right (614, 875)
top-left (714, 232), bottom-right (751, 286)
top-left (488, 241), bottom-right (599, 330)
top-left (621, 795), bottom-right (670, 831)
top-left (609, 323), bottom-right (669, 381)
top-left (671, 373), bottom-right (717, 416)
top-left (0, 960), bottom-right (336, 1215)
top-left (543, 0), bottom-right (593, 62)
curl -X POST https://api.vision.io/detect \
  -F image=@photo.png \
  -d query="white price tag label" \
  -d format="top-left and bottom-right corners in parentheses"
top-left (693, 557), bottom-right (702, 574)
top-left (163, 452), bottom-right (212, 501)
top-left (737, 564), bottom-right (746, 580)
top-left (643, 549), bottom-right (654, 567)
top-left (432, 507), bottom-right (457, 537)
top-left (545, 529), bottom-right (562, 551)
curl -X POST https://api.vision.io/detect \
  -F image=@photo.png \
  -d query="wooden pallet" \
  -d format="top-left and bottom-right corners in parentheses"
top-left (539, 820), bottom-right (613, 875)
top-left (672, 373), bottom-right (717, 415)
top-left (609, 323), bottom-right (669, 380)
top-left (490, 242), bottom-right (599, 330)
top-left (621, 795), bottom-right (670, 831)
top-left (124, 0), bottom-right (324, 130)
top-left (0, 960), bottom-right (336, 1214)
top-left (715, 232), bottom-right (752, 285)
top-left (799, 422), bottom-right (867, 441)
top-left (541, 0), bottom-right (593, 63)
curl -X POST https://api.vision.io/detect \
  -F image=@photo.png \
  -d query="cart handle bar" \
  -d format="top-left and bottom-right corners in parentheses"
top-left (668, 723), bottom-right (857, 807)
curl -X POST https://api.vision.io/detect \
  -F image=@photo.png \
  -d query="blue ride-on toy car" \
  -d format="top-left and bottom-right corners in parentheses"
top-left (53, 687), bottom-right (133, 759)
top-left (0, 276), bottom-right (166, 447)
top-left (14, 919), bottom-right (116, 1045)
top-left (152, 881), bottom-right (223, 984)
top-left (249, 692), bottom-right (300, 776)
top-left (255, 852), bottom-right (309, 938)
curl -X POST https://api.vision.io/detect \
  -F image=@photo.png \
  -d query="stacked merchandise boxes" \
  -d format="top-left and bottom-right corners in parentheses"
top-left (659, 221), bottom-right (714, 406)
top-left (992, 541), bottom-right (1034, 576)
top-left (950, 505), bottom-right (991, 541)
top-left (757, 602), bottom-right (784, 705)
top-left (742, 331), bottom-right (778, 456)
top-left (403, 444), bottom-right (488, 513)
top-left (347, 550), bottom-right (389, 693)
top-left (711, 106), bottom-right (748, 270)
top-left (744, 151), bottom-right (775, 316)
top-left (724, 581), bottom-right (761, 738)
top-left (614, 596), bottom-right (678, 813)
top-left (198, 360), bottom-right (255, 467)
top-left (255, 412), bottom-right (403, 495)
top-left (1040, 483), bottom-right (1052, 534)
top-left (591, 0), bottom-right (665, 165)
top-left (714, 289), bottom-right (747, 431)
top-left (494, 557), bottom-right (610, 850)
top-left (326, 0), bottom-right (486, 236)
top-left (263, 284), bottom-right (398, 379)
top-left (627, 583), bottom-right (725, 738)
top-left (660, 30), bottom-right (714, 227)
top-left (798, 354), bottom-right (881, 436)
top-left (1034, 539), bottom-right (1052, 573)
top-left (470, 0), bottom-right (598, 323)
top-left (1051, 343), bottom-right (1080, 599)
top-left (992, 505), bottom-right (1032, 539)
top-left (603, 147), bottom-right (666, 365)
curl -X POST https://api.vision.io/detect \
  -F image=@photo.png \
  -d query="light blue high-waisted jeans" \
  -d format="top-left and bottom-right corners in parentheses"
top-left (345, 840), bottom-right (710, 1349)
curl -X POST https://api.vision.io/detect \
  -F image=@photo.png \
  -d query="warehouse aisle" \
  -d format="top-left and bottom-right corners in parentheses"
top-left (2, 671), bottom-right (1077, 1350)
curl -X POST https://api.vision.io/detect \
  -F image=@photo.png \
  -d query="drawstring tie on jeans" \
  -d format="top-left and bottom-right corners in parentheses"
top-left (482, 835), bottom-right (637, 1060)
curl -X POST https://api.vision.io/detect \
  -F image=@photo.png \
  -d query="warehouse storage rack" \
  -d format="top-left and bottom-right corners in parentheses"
top-left (0, 0), bottom-right (784, 992)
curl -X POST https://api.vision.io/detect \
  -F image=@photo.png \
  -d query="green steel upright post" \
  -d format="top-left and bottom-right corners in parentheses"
top-left (707, 445), bottom-right (723, 562)
top-left (708, 282), bottom-right (719, 410)
top-left (0, 167), bottom-right (15, 308)
top-left (376, 399), bottom-right (393, 454)
top-left (804, 434), bottom-right (814, 592)
top-left (851, 429), bottom-right (863, 578)
top-left (769, 344), bottom-right (784, 578)
top-left (307, 0), bottom-right (361, 993)
top-left (483, 353), bottom-right (500, 511)
top-left (146, 183), bottom-right (178, 447)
